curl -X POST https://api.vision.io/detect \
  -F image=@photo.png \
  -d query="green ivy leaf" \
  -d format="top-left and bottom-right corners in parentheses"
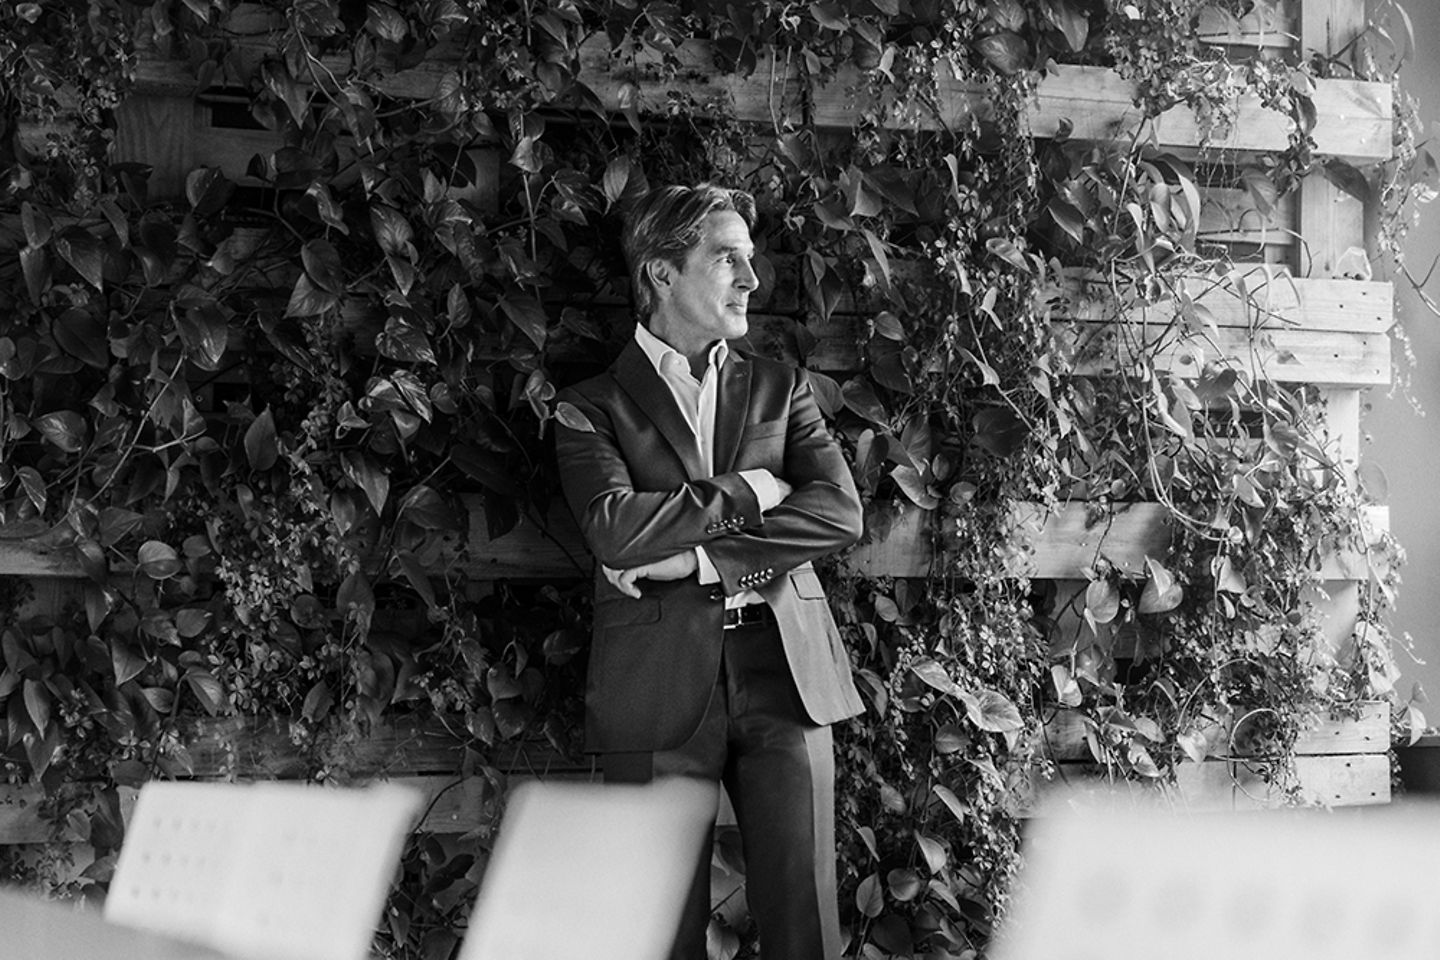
top-left (973, 30), bottom-right (1028, 75)
top-left (933, 723), bottom-right (966, 754)
top-left (551, 400), bottom-right (593, 433)
top-left (855, 872), bottom-right (883, 918)
top-left (301, 238), bottom-right (346, 294)
top-left (365, 1), bottom-right (408, 41)
top-left (916, 834), bottom-right (948, 873)
top-left (370, 205), bottom-right (415, 257)
top-left (176, 608), bottom-right (212, 638)
top-left (262, 60), bottom-right (311, 126)
top-left (376, 316), bottom-right (437, 365)
top-left (841, 376), bottom-right (887, 424)
top-left (966, 690), bottom-right (1024, 733)
top-left (397, 485), bottom-right (453, 530)
top-left (111, 643), bottom-right (147, 686)
top-left (887, 868), bottom-right (922, 902)
top-left (910, 658), bottom-right (963, 697)
top-left (20, 201), bottom-right (52, 247)
top-left (137, 540), bottom-right (182, 580)
top-left (1138, 556), bottom-right (1183, 614)
top-left (498, 294), bottom-right (549, 350)
top-left (55, 231), bottom-right (105, 290)
top-left (23, 679), bottom-right (51, 734)
top-left (17, 466), bottom-right (46, 514)
top-left (932, 784), bottom-right (967, 823)
top-left (184, 668), bottom-right (226, 716)
top-left (302, 680), bottom-right (335, 723)
top-left (602, 154), bottom-right (632, 207)
top-left (305, 182), bottom-right (349, 234)
top-left (19, 245), bottom-right (50, 305)
top-left (185, 166), bottom-right (235, 216)
top-left (34, 410), bottom-right (87, 454)
top-left (244, 408), bottom-right (279, 471)
top-left (1040, 0), bottom-right (1089, 52)
top-left (342, 450), bottom-right (391, 515)
top-left (970, 405), bottom-right (1027, 457)
top-left (985, 236), bottom-right (1032, 272)
top-left (1085, 578), bottom-right (1120, 624)
top-left (285, 273), bottom-right (339, 317)
top-left (177, 304), bottom-right (229, 370)
top-left (75, 537), bottom-right (107, 585)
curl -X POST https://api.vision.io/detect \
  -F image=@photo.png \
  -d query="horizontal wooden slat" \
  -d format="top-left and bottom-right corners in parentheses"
top-left (847, 502), bottom-right (1389, 580)
top-left (1034, 752), bottom-right (1389, 813)
top-left (112, 9), bottom-right (1391, 162)
top-left (0, 500), bottom-right (1390, 582)
top-left (1041, 701), bottom-right (1388, 762)
top-left (1074, 321), bottom-right (1390, 386)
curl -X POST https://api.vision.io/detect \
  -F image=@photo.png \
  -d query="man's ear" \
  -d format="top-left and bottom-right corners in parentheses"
top-left (645, 258), bottom-right (673, 299)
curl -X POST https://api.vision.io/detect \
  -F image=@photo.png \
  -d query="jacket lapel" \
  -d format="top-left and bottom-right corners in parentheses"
top-left (613, 339), bottom-right (707, 481)
top-left (712, 348), bottom-right (752, 475)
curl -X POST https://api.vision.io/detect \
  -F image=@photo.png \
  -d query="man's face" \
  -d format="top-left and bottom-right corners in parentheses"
top-left (651, 210), bottom-right (758, 356)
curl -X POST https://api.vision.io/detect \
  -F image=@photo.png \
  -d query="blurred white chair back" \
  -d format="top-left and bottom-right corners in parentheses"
top-left (459, 778), bottom-right (715, 960)
top-left (991, 799), bottom-right (1440, 960)
top-left (106, 780), bottom-right (423, 960)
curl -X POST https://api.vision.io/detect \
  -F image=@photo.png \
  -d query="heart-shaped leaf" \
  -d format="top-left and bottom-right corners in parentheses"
top-left (137, 540), bottom-right (182, 580)
top-left (244, 408), bottom-right (278, 471)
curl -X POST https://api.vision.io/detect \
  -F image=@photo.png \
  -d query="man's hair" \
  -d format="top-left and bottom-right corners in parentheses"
top-left (621, 183), bottom-right (757, 323)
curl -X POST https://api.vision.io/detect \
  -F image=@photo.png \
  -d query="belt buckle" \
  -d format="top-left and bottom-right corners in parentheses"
top-left (724, 605), bottom-right (767, 630)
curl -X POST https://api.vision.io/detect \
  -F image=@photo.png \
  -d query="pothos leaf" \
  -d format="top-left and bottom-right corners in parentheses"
top-left (342, 450), bottom-right (391, 515)
top-left (1139, 556), bottom-right (1183, 614)
top-left (34, 410), bottom-right (87, 453)
top-left (244, 408), bottom-right (279, 472)
top-left (554, 400), bottom-right (595, 433)
top-left (137, 540), bottom-right (182, 580)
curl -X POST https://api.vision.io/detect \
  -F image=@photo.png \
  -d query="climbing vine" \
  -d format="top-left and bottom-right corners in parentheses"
top-left (0, 1), bottom-right (1427, 957)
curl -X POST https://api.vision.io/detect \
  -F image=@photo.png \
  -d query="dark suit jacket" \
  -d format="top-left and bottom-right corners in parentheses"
top-left (554, 339), bottom-right (866, 753)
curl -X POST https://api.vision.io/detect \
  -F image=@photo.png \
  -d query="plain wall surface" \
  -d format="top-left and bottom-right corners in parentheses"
top-left (1366, 0), bottom-right (1440, 724)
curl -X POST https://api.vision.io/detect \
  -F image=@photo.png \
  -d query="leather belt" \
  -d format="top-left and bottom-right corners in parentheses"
top-left (722, 604), bottom-right (774, 630)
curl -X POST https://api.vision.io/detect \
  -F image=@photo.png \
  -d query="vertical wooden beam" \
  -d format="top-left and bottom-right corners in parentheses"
top-left (1299, 0), bottom-right (1367, 71)
top-left (113, 95), bottom-right (203, 201)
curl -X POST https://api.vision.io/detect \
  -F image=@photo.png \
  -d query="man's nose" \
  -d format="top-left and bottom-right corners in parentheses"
top-left (735, 259), bottom-right (758, 291)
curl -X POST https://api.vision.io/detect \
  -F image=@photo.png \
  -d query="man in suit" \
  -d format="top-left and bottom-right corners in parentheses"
top-left (553, 183), bottom-right (865, 959)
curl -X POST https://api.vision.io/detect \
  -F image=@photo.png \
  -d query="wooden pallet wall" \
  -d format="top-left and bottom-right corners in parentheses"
top-left (0, 0), bottom-right (1396, 838)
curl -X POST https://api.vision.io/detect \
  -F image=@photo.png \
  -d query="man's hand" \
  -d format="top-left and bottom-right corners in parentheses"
top-left (602, 550), bottom-right (700, 599)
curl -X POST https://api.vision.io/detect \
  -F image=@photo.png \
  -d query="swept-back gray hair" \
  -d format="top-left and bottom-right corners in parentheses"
top-left (621, 183), bottom-right (757, 324)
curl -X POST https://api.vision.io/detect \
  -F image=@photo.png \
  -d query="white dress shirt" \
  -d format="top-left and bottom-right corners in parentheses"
top-left (633, 324), bottom-right (784, 606)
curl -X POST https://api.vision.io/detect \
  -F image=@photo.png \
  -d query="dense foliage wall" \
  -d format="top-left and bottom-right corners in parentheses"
top-left (0, 1), bottom-right (1431, 958)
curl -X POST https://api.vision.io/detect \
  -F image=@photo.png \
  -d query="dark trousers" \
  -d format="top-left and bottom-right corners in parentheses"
top-left (601, 620), bottom-right (842, 960)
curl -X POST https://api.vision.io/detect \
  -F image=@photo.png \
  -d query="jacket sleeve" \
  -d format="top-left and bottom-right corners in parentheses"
top-left (553, 381), bottom-right (764, 569)
top-left (702, 367), bottom-right (863, 595)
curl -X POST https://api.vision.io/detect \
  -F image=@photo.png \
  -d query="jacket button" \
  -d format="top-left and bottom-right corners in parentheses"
top-left (708, 587), bottom-right (724, 602)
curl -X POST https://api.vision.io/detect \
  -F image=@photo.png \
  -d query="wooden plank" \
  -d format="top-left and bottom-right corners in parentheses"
top-left (1299, 171), bottom-right (1368, 279)
top-left (841, 271), bottom-right (1392, 335)
top-left (1199, 186), bottom-right (1295, 246)
top-left (1072, 321), bottom-right (1390, 387)
top-left (0, 501), bottom-right (1390, 582)
top-left (112, 96), bottom-right (203, 200)
top-left (1041, 701), bottom-right (1388, 762)
top-left (121, 17), bottom-right (1391, 161)
top-left (1300, 0), bottom-right (1368, 64)
top-left (1198, 0), bottom-right (1298, 49)
top-left (1235, 753), bottom-right (1391, 807)
top-left (815, 64), bottom-right (1391, 162)
top-left (1034, 752), bottom-right (1389, 813)
top-left (847, 502), bottom-right (1389, 580)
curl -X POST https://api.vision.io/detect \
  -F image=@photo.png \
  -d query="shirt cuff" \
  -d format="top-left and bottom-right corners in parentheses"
top-left (695, 546), bottom-right (720, 585)
top-left (739, 468), bottom-right (784, 513)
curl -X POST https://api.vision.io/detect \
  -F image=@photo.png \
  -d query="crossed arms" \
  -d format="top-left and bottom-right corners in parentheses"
top-left (553, 365), bottom-right (863, 598)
